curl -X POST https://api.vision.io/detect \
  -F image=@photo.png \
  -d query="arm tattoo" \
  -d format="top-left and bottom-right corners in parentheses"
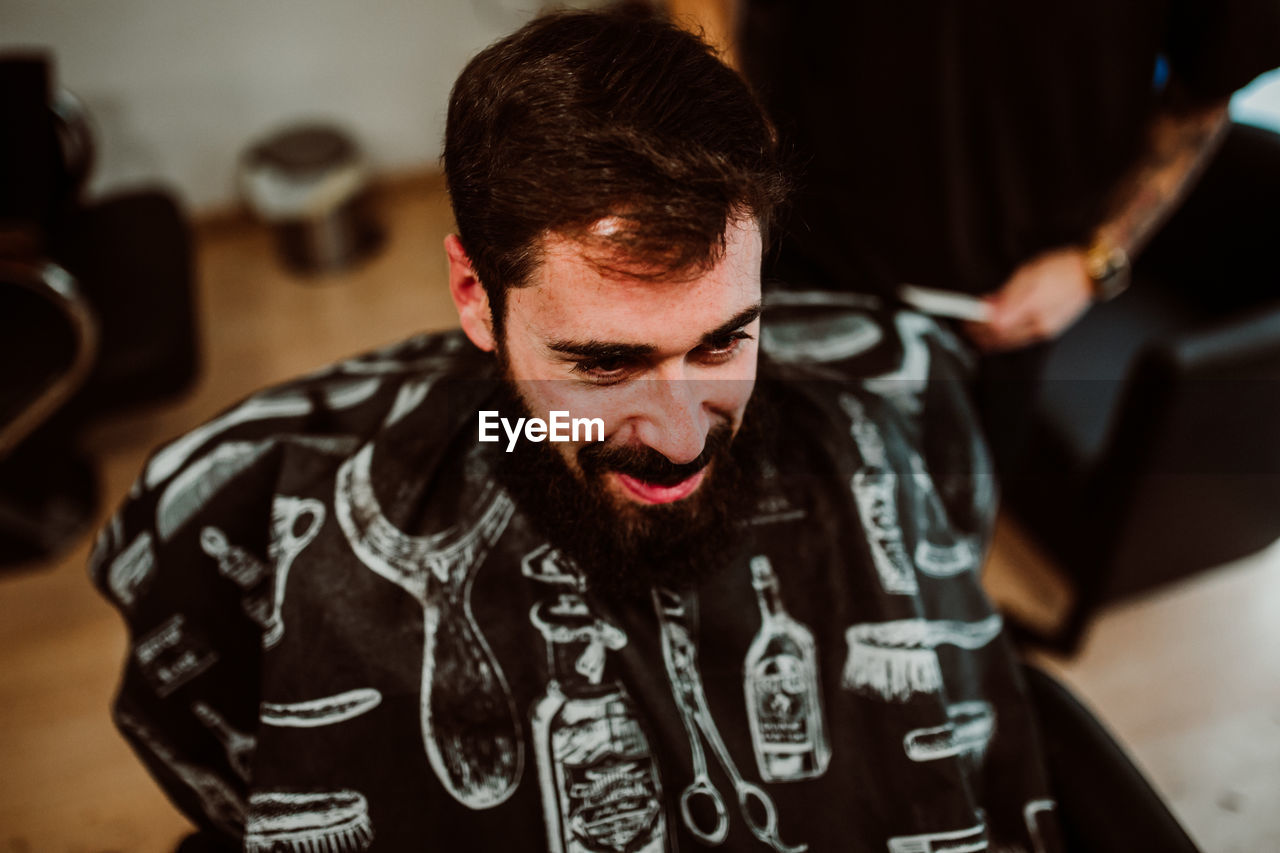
top-left (1095, 101), bottom-right (1231, 257)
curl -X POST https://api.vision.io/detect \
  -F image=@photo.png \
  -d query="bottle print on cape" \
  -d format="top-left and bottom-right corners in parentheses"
top-left (530, 592), bottom-right (670, 853)
top-left (743, 556), bottom-right (830, 782)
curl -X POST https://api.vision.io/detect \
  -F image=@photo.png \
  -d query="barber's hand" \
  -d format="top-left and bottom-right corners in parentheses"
top-left (964, 249), bottom-right (1094, 352)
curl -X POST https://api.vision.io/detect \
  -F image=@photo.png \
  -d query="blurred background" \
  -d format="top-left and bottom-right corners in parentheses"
top-left (1, 1), bottom-right (1278, 850)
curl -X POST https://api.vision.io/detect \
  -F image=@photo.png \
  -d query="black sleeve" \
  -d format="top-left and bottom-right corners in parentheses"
top-left (1166, 0), bottom-right (1280, 101)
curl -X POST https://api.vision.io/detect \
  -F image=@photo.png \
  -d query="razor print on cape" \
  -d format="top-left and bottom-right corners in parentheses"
top-left (193, 701), bottom-right (256, 781)
top-left (654, 586), bottom-right (808, 853)
top-left (265, 497), bottom-right (325, 647)
top-left (842, 615), bottom-right (1003, 702)
top-left (529, 587), bottom-right (669, 853)
top-left (335, 443), bottom-right (521, 810)
top-left (903, 701), bottom-right (995, 764)
top-left (199, 495), bottom-right (325, 649)
top-left (245, 790), bottom-right (374, 853)
top-left (261, 688), bottom-right (383, 729)
top-left (887, 816), bottom-right (988, 853)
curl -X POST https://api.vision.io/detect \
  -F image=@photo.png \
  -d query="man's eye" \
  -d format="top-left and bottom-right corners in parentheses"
top-left (698, 332), bottom-right (752, 363)
top-left (571, 358), bottom-right (633, 384)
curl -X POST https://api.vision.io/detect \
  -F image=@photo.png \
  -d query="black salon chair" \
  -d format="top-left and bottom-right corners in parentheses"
top-left (0, 260), bottom-right (100, 563)
top-left (1003, 123), bottom-right (1280, 651)
top-left (1, 52), bottom-right (198, 568)
top-left (1022, 664), bottom-right (1200, 852)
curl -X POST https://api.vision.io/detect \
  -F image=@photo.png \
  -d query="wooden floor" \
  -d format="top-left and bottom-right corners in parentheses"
top-left (1, 175), bottom-right (1276, 852)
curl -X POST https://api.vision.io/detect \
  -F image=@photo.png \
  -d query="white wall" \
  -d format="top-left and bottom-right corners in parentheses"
top-left (4, 1), bottom-right (1278, 212)
top-left (1, 0), bottom-right (547, 210)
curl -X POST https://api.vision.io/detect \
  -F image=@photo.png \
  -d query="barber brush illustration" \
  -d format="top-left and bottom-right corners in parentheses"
top-left (335, 445), bottom-right (521, 810)
top-left (743, 556), bottom-right (830, 782)
top-left (841, 615), bottom-right (1003, 702)
top-left (244, 790), bottom-right (374, 853)
top-left (530, 592), bottom-right (669, 853)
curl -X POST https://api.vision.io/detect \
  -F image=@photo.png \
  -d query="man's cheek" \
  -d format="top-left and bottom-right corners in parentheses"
top-left (711, 380), bottom-right (756, 430)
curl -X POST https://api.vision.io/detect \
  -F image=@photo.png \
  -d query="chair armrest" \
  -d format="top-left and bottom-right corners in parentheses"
top-left (0, 259), bottom-right (98, 457)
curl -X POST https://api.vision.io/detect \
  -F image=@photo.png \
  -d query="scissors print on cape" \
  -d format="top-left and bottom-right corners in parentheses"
top-left (653, 586), bottom-right (807, 853)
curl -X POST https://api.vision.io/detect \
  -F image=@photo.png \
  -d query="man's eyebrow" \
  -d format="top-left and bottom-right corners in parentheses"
top-left (701, 303), bottom-right (762, 343)
top-left (546, 339), bottom-right (656, 360)
top-left (546, 302), bottom-right (762, 360)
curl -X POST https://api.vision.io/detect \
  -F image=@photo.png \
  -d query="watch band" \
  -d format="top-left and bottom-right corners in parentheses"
top-left (1084, 240), bottom-right (1131, 301)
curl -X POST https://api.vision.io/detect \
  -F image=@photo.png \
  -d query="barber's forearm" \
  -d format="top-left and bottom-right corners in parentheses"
top-left (1093, 100), bottom-right (1231, 259)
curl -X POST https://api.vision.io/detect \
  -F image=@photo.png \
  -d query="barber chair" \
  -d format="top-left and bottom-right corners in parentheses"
top-left (1, 53), bottom-right (198, 569)
top-left (1002, 123), bottom-right (1280, 652)
top-left (0, 260), bottom-right (99, 564)
top-left (1021, 664), bottom-right (1200, 852)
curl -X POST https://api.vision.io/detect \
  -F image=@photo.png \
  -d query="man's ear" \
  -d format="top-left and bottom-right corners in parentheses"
top-left (445, 234), bottom-right (497, 352)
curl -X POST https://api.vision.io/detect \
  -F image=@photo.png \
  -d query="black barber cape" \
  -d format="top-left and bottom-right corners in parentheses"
top-left (92, 293), bottom-right (1062, 853)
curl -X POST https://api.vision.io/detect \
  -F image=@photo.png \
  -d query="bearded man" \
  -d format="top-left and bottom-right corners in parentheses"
top-left (93, 8), bottom-right (1066, 852)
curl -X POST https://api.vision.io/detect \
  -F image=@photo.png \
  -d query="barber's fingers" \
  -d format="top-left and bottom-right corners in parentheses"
top-left (964, 317), bottom-right (1042, 352)
top-left (963, 290), bottom-right (1038, 350)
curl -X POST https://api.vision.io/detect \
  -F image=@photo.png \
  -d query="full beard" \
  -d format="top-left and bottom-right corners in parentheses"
top-left (487, 381), bottom-right (767, 600)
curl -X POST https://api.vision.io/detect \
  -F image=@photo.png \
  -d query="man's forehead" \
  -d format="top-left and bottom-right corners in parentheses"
top-left (512, 219), bottom-right (763, 348)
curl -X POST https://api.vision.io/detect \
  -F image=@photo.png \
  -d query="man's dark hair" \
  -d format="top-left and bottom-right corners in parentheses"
top-left (444, 7), bottom-right (787, 334)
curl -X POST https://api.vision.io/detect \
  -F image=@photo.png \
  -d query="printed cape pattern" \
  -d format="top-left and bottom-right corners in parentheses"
top-left (92, 296), bottom-right (1063, 852)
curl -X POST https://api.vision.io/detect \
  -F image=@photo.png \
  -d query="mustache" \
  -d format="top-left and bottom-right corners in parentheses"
top-left (578, 422), bottom-right (734, 487)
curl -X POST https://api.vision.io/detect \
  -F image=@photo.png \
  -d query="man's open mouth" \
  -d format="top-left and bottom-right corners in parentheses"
top-left (613, 469), bottom-right (706, 504)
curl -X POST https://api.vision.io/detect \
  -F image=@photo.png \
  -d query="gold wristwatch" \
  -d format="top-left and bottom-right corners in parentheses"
top-left (1084, 238), bottom-right (1131, 301)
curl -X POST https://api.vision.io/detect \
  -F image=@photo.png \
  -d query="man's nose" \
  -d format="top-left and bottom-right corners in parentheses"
top-left (630, 377), bottom-right (711, 465)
